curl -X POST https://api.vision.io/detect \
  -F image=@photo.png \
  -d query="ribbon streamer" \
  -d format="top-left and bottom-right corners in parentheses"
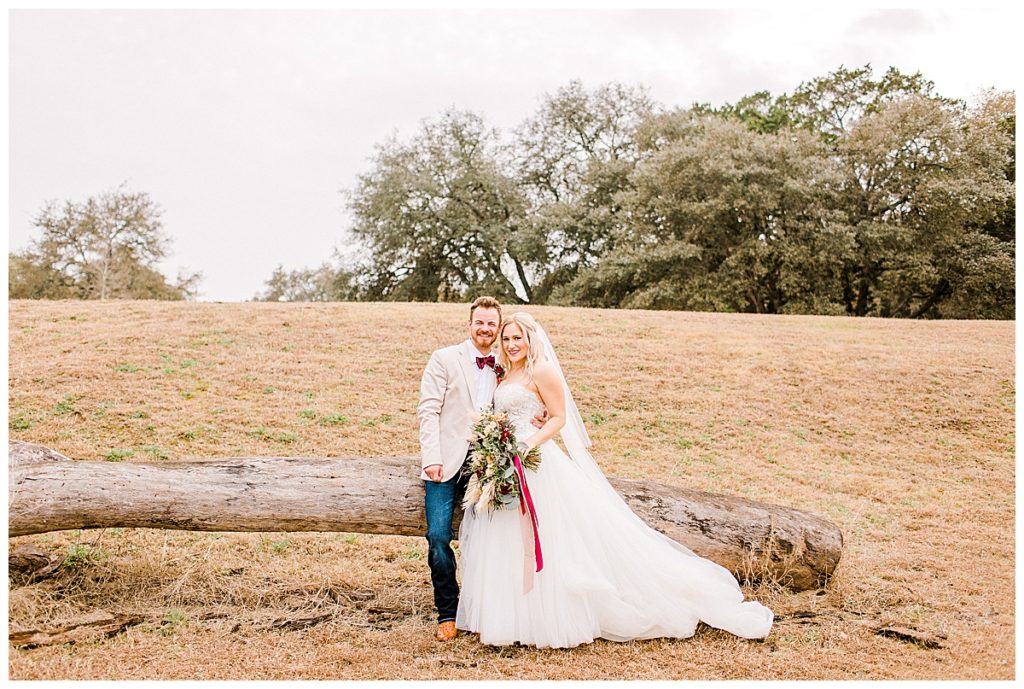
top-left (512, 452), bottom-right (543, 593)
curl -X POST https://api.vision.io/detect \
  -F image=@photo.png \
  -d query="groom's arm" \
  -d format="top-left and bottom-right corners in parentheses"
top-left (417, 350), bottom-right (447, 478)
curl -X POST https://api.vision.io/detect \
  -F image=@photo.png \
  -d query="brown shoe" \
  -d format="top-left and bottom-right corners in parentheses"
top-left (435, 621), bottom-right (457, 641)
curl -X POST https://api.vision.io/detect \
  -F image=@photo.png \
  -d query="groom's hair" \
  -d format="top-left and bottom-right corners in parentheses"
top-left (469, 296), bottom-right (502, 322)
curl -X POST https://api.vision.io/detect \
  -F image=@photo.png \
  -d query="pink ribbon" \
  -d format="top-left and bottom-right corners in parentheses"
top-left (512, 452), bottom-right (543, 593)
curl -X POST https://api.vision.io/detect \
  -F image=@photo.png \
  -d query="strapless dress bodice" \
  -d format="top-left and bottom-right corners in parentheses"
top-left (493, 383), bottom-right (545, 439)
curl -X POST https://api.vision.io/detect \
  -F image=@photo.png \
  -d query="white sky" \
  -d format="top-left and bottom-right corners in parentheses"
top-left (7, 6), bottom-right (1020, 301)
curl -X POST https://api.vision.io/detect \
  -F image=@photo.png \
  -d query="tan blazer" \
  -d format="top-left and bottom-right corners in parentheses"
top-left (417, 340), bottom-right (494, 482)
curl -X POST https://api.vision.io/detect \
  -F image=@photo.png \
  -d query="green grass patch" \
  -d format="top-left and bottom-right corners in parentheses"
top-left (53, 394), bottom-right (82, 415)
top-left (142, 445), bottom-right (168, 460)
top-left (160, 609), bottom-right (188, 636)
top-left (361, 413), bottom-right (392, 428)
top-left (10, 415), bottom-right (33, 431)
top-left (64, 543), bottom-right (108, 567)
top-left (105, 448), bottom-right (134, 462)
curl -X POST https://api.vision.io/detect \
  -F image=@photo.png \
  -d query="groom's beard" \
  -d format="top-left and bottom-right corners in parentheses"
top-left (472, 332), bottom-right (496, 350)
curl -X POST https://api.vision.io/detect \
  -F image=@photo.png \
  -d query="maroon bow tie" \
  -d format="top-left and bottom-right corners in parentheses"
top-left (476, 355), bottom-right (495, 369)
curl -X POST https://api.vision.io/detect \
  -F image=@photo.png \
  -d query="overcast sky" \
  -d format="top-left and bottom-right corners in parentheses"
top-left (8, 7), bottom-right (1019, 301)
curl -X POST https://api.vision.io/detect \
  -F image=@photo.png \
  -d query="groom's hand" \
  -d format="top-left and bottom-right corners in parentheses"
top-left (424, 464), bottom-right (444, 482)
top-left (531, 410), bottom-right (549, 429)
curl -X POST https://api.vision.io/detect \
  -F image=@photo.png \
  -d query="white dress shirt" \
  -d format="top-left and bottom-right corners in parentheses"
top-left (467, 339), bottom-right (498, 411)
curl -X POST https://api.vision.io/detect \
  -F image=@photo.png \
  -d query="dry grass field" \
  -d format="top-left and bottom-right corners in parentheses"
top-left (6, 300), bottom-right (1015, 680)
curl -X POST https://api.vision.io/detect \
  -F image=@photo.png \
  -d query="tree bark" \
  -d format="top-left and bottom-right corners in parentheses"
top-left (9, 610), bottom-right (146, 649)
top-left (855, 275), bottom-right (871, 316)
top-left (8, 440), bottom-right (843, 590)
top-left (9, 545), bottom-right (63, 580)
top-left (910, 277), bottom-right (951, 319)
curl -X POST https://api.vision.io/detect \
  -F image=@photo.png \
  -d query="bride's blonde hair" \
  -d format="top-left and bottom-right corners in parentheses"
top-left (498, 312), bottom-right (545, 380)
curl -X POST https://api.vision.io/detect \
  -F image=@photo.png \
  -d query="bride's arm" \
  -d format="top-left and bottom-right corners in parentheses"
top-left (523, 363), bottom-right (565, 450)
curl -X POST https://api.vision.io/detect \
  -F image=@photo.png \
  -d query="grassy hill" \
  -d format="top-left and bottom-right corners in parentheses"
top-left (7, 300), bottom-right (1014, 679)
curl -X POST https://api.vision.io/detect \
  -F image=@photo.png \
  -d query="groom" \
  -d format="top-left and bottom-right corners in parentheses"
top-left (417, 296), bottom-right (504, 642)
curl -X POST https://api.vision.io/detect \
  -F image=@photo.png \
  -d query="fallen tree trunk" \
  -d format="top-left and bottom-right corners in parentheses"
top-left (9, 440), bottom-right (842, 590)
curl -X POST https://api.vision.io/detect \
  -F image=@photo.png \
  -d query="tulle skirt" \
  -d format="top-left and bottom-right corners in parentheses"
top-left (455, 439), bottom-right (774, 648)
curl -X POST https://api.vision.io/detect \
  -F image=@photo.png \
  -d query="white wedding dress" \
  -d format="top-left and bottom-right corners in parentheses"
top-left (456, 382), bottom-right (774, 648)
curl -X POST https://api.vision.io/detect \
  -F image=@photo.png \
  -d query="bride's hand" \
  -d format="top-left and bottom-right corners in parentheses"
top-left (517, 440), bottom-right (534, 454)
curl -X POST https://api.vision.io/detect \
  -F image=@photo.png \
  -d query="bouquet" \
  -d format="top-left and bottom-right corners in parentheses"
top-left (462, 407), bottom-right (541, 514)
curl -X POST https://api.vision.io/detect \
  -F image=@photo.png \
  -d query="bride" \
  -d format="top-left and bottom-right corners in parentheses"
top-left (455, 312), bottom-right (774, 648)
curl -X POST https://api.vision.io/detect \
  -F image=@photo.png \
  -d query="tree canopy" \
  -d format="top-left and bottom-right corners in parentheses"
top-left (263, 65), bottom-right (1016, 319)
top-left (10, 186), bottom-right (201, 301)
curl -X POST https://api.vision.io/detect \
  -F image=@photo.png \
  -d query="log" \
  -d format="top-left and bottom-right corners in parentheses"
top-left (9, 610), bottom-right (146, 648)
top-left (9, 545), bottom-right (63, 581)
top-left (8, 440), bottom-right (842, 590)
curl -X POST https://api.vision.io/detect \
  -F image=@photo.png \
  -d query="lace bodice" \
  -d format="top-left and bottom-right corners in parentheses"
top-left (493, 383), bottom-right (545, 440)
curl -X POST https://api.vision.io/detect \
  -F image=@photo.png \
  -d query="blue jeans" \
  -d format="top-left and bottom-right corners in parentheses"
top-left (424, 470), bottom-right (468, 623)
